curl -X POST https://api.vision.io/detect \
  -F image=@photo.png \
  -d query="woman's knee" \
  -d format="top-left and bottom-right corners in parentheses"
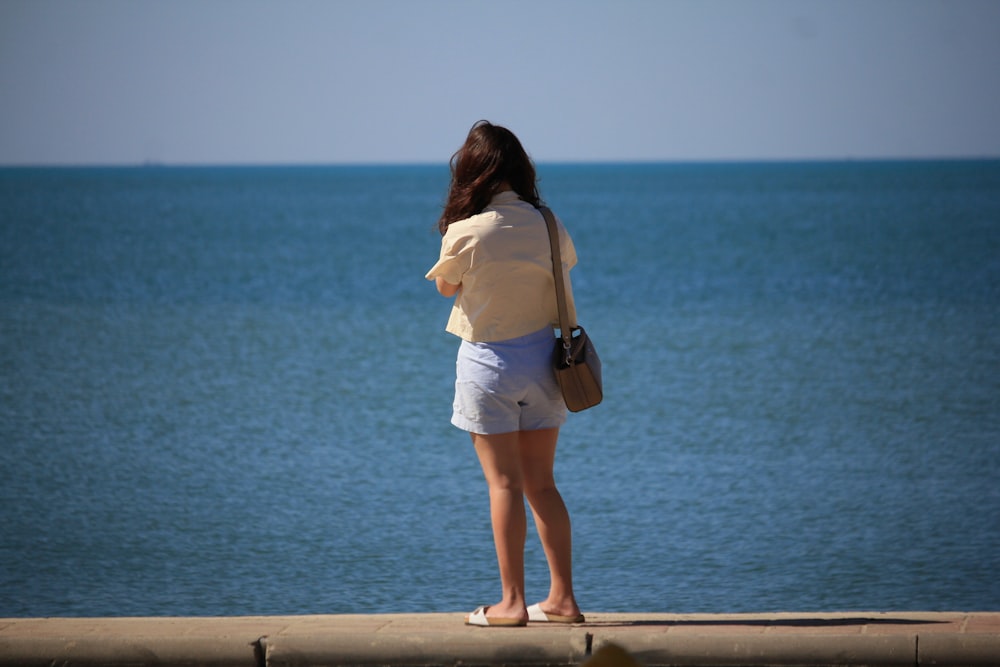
top-left (490, 472), bottom-right (525, 494)
top-left (523, 478), bottom-right (559, 505)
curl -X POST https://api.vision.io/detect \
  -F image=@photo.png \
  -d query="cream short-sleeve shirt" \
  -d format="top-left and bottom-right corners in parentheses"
top-left (425, 191), bottom-right (578, 342)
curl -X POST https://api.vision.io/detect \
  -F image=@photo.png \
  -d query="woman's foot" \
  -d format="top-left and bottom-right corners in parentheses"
top-left (527, 601), bottom-right (584, 623)
top-left (465, 604), bottom-right (528, 627)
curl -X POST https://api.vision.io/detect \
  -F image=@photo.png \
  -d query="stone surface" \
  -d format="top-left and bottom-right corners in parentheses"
top-left (0, 611), bottom-right (997, 666)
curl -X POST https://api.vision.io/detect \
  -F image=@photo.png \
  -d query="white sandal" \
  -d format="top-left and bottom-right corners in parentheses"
top-left (527, 603), bottom-right (585, 624)
top-left (465, 605), bottom-right (527, 627)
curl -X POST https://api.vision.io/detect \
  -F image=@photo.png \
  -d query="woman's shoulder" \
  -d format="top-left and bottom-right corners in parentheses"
top-left (446, 209), bottom-right (504, 236)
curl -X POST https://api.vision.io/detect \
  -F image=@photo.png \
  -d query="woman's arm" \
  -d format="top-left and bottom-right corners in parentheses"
top-left (435, 276), bottom-right (461, 297)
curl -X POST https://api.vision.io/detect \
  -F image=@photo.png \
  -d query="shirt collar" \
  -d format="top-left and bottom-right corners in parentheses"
top-left (490, 190), bottom-right (521, 204)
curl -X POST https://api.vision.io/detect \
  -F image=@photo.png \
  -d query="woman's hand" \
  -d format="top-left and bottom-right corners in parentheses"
top-left (435, 277), bottom-right (461, 297)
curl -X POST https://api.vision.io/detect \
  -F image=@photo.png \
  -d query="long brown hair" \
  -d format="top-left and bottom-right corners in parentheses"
top-left (437, 120), bottom-right (542, 234)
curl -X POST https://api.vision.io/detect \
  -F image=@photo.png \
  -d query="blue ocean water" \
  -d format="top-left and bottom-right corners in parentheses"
top-left (1, 162), bottom-right (998, 617)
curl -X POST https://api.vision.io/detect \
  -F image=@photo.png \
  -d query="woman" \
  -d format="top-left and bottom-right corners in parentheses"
top-left (425, 121), bottom-right (584, 627)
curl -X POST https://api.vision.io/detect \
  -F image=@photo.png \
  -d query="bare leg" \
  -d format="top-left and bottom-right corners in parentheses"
top-left (519, 427), bottom-right (581, 619)
top-left (472, 431), bottom-right (529, 622)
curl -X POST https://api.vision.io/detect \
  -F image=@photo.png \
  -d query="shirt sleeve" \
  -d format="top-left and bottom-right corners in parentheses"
top-left (425, 226), bottom-right (476, 285)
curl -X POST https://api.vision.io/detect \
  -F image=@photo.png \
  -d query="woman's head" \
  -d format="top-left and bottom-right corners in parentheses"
top-left (438, 120), bottom-right (541, 234)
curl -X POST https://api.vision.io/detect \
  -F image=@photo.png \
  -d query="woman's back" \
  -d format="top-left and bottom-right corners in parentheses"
top-left (429, 191), bottom-right (576, 343)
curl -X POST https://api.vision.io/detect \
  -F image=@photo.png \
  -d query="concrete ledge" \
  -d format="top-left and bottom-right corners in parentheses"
top-left (918, 633), bottom-right (1000, 666)
top-left (0, 636), bottom-right (258, 667)
top-left (263, 629), bottom-right (589, 667)
top-left (1, 612), bottom-right (997, 667)
top-left (594, 633), bottom-right (917, 666)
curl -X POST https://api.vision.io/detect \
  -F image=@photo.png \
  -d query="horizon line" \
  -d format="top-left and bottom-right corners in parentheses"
top-left (2, 155), bottom-right (1000, 169)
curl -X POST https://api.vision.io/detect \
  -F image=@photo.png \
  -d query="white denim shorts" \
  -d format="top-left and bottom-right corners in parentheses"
top-left (452, 326), bottom-right (567, 435)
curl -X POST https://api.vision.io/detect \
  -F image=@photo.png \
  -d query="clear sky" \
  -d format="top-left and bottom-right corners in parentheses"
top-left (2, 0), bottom-right (999, 165)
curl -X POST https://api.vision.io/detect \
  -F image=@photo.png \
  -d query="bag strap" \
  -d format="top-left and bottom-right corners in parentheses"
top-left (540, 207), bottom-right (574, 360)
